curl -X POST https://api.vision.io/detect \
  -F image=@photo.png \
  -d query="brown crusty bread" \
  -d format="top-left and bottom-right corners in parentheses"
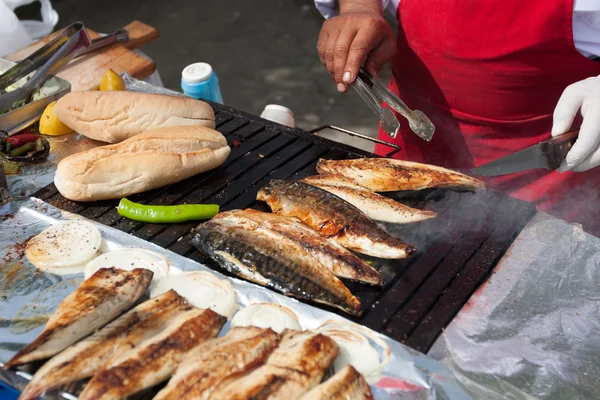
top-left (54, 126), bottom-right (230, 201)
top-left (54, 91), bottom-right (216, 143)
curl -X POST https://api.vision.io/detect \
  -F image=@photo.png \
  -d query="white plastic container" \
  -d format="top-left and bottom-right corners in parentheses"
top-left (260, 104), bottom-right (295, 127)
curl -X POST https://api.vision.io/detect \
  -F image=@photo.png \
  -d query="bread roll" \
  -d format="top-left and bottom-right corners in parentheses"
top-left (54, 91), bottom-right (216, 143)
top-left (54, 126), bottom-right (230, 201)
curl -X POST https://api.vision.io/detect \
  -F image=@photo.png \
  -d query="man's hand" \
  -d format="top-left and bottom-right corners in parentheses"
top-left (552, 76), bottom-right (600, 172)
top-left (317, 11), bottom-right (395, 93)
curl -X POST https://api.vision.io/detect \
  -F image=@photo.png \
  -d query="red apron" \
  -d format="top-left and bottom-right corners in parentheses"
top-left (374, 0), bottom-right (600, 235)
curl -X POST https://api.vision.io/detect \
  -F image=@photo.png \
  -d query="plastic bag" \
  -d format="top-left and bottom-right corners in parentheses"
top-left (0, 0), bottom-right (58, 57)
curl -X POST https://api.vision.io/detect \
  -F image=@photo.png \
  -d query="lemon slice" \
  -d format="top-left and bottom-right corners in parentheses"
top-left (39, 101), bottom-right (73, 136)
top-left (99, 69), bottom-right (126, 91)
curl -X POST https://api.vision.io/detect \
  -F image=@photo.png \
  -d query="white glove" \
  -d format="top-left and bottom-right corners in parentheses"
top-left (552, 76), bottom-right (600, 172)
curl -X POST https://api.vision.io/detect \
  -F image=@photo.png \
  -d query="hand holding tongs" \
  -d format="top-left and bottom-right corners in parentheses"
top-left (352, 68), bottom-right (435, 141)
top-left (0, 22), bottom-right (91, 110)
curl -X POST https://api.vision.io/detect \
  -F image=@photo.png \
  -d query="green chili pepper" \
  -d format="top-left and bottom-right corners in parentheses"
top-left (117, 198), bottom-right (219, 223)
top-left (9, 142), bottom-right (35, 157)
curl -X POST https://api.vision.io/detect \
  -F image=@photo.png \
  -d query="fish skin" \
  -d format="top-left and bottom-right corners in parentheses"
top-left (154, 327), bottom-right (280, 400)
top-left (18, 290), bottom-right (187, 400)
top-left (299, 365), bottom-right (374, 400)
top-left (190, 218), bottom-right (362, 316)
top-left (5, 268), bottom-right (153, 369)
top-left (301, 174), bottom-right (437, 224)
top-left (316, 158), bottom-right (485, 192)
top-left (78, 307), bottom-right (225, 400)
top-left (210, 329), bottom-right (338, 400)
top-left (216, 209), bottom-right (382, 285)
top-left (256, 180), bottom-right (415, 259)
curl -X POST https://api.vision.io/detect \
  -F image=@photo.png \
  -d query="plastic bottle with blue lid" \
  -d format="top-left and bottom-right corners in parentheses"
top-left (181, 62), bottom-right (223, 104)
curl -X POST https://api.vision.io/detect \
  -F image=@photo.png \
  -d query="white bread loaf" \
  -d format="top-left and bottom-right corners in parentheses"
top-left (54, 126), bottom-right (230, 201)
top-left (54, 91), bottom-right (216, 143)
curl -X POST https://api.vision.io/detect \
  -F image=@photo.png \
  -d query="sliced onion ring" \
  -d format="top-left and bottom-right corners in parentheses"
top-left (84, 248), bottom-right (170, 281)
top-left (316, 320), bottom-right (391, 382)
top-left (231, 303), bottom-right (301, 333)
top-left (150, 271), bottom-right (238, 318)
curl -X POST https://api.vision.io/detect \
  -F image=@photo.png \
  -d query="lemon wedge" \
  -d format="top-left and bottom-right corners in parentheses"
top-left (39, 101), bottom-right (73, 136)
top-left (99, 69), bottom-right (126, 91)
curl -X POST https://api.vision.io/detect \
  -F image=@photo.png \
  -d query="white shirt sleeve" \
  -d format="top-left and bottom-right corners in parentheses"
top-left (573, 0), bottom-right (600, 58)
top-left (314, 0), bottom-right (398, 19)
top-left (315, 0), bottom-right (600, 58)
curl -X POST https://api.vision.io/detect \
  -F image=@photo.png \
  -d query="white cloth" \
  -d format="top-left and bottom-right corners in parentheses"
top-left (315, 0), bottom-right (600, 58)
top-left (0, 0), bottom-right (58, 57)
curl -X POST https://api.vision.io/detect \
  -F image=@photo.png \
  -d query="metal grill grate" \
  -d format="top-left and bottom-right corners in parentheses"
top-left (34, 103), bottom-right (537, 352)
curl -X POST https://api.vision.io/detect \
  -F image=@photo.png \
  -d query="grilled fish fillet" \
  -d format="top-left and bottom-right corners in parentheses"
top-left (190, 216), bottom-right (362, 316)
top-left (217, 209), bottom-right (382, 285)
top-left (78, 306), bottom-right (225, 400)
top-left (154, 327), bottom-right (280, 400)
top-left (5, 268), bottom-right (152, 369)
top-left (210, 329), bottom-right (338, 400)
top-left (257, 180), bottom-right (415, 259)
top-left (19, 290), bottom-right (187, 400)
top-left (316, 158), bottom-right (485, 191)
top-left (299, 365), bottom-right (374, 400)
top-left (301, 174), bottom-right (437, 224)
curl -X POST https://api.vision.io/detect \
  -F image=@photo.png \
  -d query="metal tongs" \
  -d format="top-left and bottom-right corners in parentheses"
top-left (352, 68), bottom-right (435, 141)
top-left (0, 22), bottom-right (91, 110)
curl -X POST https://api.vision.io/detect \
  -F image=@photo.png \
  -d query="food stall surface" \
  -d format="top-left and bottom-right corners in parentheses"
top-left (3, 78), bottom-right (597, 398)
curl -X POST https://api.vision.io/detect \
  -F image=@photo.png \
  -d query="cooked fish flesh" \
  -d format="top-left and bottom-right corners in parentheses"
top-left (190, 216), bottom-right (362, 315)
top-left (210, 329), bottom-right (338, 400)
top-left (217, 209), bottom-right (382, 285)
top-left (316, 158), bottom-right (485, 191)
top-left (78, 307), bottom-right (225, 400)
top-left (301, 174), bottom-right (437, 224)
top-left (299, 365), bottom-right (374, 400)
top-left (257, 180), bottom-right (415, 259)
top-left (5, 268), bottom-right (152, 369)
top-left (19, 290), bottom-right (187, 400)
top-left (154, 326), bottom-right (280, 400)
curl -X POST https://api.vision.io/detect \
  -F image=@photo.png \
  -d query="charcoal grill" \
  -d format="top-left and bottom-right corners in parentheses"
top-left (33, 103), bottom-right (537, 353)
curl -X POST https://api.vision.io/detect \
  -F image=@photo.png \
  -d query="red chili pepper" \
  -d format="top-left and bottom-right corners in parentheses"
top-left (6, 131), bottom-right (39, 147)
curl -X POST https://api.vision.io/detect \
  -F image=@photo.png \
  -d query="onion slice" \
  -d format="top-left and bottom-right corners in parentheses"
top-left (231, 303), bottom-right (301, 333)
top-left (26, 220), bottom-right (102, 275)
top-left (150, 271), bottom-right (238, 318)
top-left (84, 248), bottom-right (170, 281)
top-left (316, 320), bottom-right (391, 382)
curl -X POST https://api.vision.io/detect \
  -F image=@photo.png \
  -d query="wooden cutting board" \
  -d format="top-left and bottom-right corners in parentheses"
top-left (4, 21), bottom-right (159, 91)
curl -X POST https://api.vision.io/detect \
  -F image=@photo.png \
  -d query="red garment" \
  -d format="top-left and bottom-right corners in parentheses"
top-left (374, 0), bottom-right (600, 234)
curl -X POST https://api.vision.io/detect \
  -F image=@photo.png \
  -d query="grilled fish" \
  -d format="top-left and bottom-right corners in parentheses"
top-left (257, 180), bottom-right (415, 259)
top-left (154, 327), bottom-right (280, 400)
top-left (5, 268), bottom-right (152, 369)
top-left (217, 209), bottom-right (382, 285)
top-left (78, 306), bottom-right (225, 400)
top-left (19, 290), bottom-right (187, 400)
top-left (190, 216), bottom-right (362, 315)
top-left (210, 329), bottom-right (338, 400)
top-left (299, 365), bottom-right (374, 400)
top-left (301, 174), bottom-right (437, 224)
top-left (316, 158), bottom-right (485, 191)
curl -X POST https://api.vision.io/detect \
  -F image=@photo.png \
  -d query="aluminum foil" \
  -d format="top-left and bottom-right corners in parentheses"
top-left (0, 197), bottom-right (471, 399)
top-left (428, 212), bottom-right (600, 399)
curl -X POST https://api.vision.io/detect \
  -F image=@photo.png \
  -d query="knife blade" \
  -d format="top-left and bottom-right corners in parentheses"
top-left (471, 130), bottom-right (579, 176)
